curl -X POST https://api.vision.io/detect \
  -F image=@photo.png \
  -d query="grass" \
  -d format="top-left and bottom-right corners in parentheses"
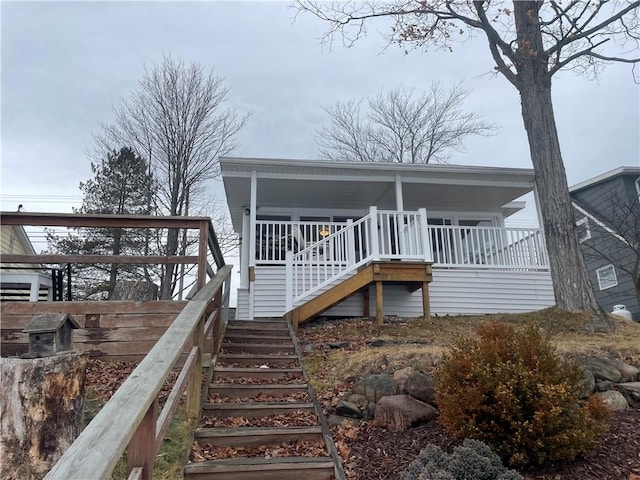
top-left (299, 308), bottom-right (640, 389)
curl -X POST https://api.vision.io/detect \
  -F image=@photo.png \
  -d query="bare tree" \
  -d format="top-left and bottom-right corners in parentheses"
top-left (296, 0), bottom-right (640, 317)
top-left (318, 83), bottom-right (494, 163)
top-left (98, 55), bottom-right (250, 298)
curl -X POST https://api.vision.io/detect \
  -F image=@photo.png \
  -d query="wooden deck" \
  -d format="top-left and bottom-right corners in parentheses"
top-left (287, 261), bottom-right (433, 329)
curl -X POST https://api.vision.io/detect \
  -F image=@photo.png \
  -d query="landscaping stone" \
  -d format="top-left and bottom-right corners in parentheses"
top-left (405, 371), bottom-right (436, 404)
top-left (596, 380), bottom-right (615, 392)
top-left (353, 373), bottom-right (396, 403)
top-left (610, 359), bottom-right (640, 381)
top-left (580, 357), bottom-right (624, 383)
top-left (348, 393), bottom-right (369, 410)
top-left (329, 341), bottom-right (349, 349)
top-left (579, 367), bottom-right (596, 395)
top-left (374, 395), bottom-right (438, 431)
top-left (594, 390), bottom-right (629, 411)
top-left (392, 366), bottom-right (415, 393)
top-left (336, 400), bottom-right (363, 418)
top-left (614, 382), bottom-right (640, 409)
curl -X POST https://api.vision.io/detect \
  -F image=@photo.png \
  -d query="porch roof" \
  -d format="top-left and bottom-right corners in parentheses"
top-left (220, 157), bottom-right (535, 231)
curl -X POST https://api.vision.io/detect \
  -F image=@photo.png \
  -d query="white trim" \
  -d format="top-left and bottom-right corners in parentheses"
top-left (596, 264), bottom-right (618, 290)
top-left (569, 166), bottom-right (640, 192)
top-left (635, 177), bottom-right (640, 199)
top-left (572, 202), bottom-right (627, 245)
top-left (575, 217), bottom-right (591, 243)
top-left (395, 175), bottom-right (404, 211)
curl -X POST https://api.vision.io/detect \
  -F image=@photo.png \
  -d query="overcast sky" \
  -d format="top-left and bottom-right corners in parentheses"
top-left (2, 1), bottom-right (639, 226)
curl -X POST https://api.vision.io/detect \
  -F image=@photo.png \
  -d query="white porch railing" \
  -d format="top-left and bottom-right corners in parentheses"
top-left (260, 208), bottom-right (550, 313)
top-left (429, 225), bottom-right (548, 269)
top-left (285, 207), bottom-right (432, 310)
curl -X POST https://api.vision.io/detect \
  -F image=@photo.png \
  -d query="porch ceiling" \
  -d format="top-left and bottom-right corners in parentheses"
top-left (221, 157), bottom-right (535, 231)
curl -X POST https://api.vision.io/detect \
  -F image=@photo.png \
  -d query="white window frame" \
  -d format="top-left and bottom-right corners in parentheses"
top-left (596, 264), bottom-right (618, 290)
top-left (576, 217), bottom-right (591, 243)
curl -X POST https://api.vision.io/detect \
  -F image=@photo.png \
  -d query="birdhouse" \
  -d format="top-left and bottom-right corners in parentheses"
top-left (23, 313), bottom-right (80, 357)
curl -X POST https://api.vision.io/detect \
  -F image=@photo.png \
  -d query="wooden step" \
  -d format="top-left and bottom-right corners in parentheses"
top-left (217, 353), bottom-right (299, 367)
top-left (227, 319), bottom-right (289, 329)
top-left (213, 366), bottom-right (304, 379)
top-left (223, 333), bottom-right (291, 344)
top-left (195, 426), bottom-right (323, 447)
top-left (183, 456), bottom-right (335, 480)
top-left (225, 324), bottom-right (290, 335)
top-left (208, 383), bottom-right (309, 398)
top-left (221, 343), bottom-right (295, 355)
top-left (202, 401), bottom-right (315, 418)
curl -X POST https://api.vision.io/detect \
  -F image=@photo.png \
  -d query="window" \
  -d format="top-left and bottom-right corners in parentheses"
top-left (596, 264), bottom-right (618, 290)
top-left (576, 217), bottom-right (590, 242)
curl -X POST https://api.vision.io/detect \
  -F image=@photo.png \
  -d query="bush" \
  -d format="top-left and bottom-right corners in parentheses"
top-left (435, 321), bottom-right (610, 468)
top-left (400, 439), bottom-right (523, 480)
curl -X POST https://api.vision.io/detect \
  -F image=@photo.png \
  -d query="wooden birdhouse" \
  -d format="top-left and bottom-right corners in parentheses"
top-left (23, 313), bottom-right (79, 357)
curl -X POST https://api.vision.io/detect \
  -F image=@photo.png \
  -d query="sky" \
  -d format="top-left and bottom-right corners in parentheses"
top-left (2, 1), bottom-right (639, 231)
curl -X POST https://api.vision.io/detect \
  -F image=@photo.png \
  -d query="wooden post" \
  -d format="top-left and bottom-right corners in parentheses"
top-left (127, 397), bottom-right (159, 480)
top-left (186, 314), bottom-right (204, 421)
top-left (0, 352), bottom-right (87, 480)
top-left (421, 282), bottom-right (431, 320)
top-left (362, 287), bottom-right (370, 318)
top-left (197, 221), bottom-right (208, 291)
top-left (375, 281), bottom-right (384, 326)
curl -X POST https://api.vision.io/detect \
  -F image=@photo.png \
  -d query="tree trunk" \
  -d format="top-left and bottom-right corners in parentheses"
top-left (111, 280), bottom-right (159, 301)
top-left (0, 352), bottom-right (87, 480)
top-left (514, 2), bottom-right (602, 316)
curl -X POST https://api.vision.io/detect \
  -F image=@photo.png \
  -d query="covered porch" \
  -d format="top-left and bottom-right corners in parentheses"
top-left (220, 157), bottom-right (553, 322)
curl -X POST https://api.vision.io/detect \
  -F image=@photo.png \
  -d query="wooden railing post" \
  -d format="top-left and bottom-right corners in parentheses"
top-left (197, 221), bottom-right (208, 290)
top-left (187, 314), bottom-right (204, 421)
top-left (418, 208), bottom-right (432, 262)
top-left (127, 397), bottom-right (159, 480)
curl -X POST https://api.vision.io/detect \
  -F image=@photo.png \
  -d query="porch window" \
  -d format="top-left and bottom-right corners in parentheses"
top-left (576, 217), bottom-right (590, 243)
top-left (596, 264), bottom-right (618, 290)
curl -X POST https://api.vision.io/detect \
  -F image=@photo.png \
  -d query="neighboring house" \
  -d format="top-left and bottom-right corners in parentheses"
top-left (221, 157), bottom-right (554, 325)
top-left (0, 225), bottom-right (53, 301)
top-left (570, 166), bottom-right (640, 322)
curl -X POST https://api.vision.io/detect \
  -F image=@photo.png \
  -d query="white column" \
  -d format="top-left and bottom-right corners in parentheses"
top-left (395, 175), bottom-right (404, 211)
top-left (240, 209), bottom-right (250, 288)
top-left (249, 170), bottom-right (257, 268)
top-left (418, 208), bottom-right (432, 262)
top-left (369, 206), bottom-right (379, 261)
top-left (285, 250), bottom-right (293, 312)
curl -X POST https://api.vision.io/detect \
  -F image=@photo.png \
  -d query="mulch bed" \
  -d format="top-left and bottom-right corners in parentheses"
top-left (201, 410), bottom-right (319, 428)
top-left (190, 439), bottom-right (328, 462)
top-left (329, 411), bottom-right (640, 480)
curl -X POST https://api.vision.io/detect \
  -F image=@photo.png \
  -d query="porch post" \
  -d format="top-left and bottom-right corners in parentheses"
top-left (346, 219), bottom-right (355, 265)
top-left (240, 209), bottom-right (250, 288)
top-left (395, 175), bottom-right (404, 211)
top-left (285, 250), bottom-right (293, 312)
top-left (249, 170), bottom-right (257, 319)
top-left (369, 206), bottom-right (379, 261)
top-left (418, 208), bottom-right (432, 262)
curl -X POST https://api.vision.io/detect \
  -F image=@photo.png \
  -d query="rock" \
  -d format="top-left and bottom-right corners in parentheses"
top-left (610, 359), bottom-right (640, 381)
top-left (353, 374), bottom-right (396, 403)
top-left (405, 372), bottom-right (436, 404)
top-left (594, 390), bottom-right (628, 411)
top-left (580, 357), bottom-right (624, 383)
top-left (327, 414), bottom-right (345, 426)
top-left (348, 393), bottom-right (369, 410)
top-left (393, 366), bottom-right (415, 393)
top-left (364, 402), bottom-right (376, 420)
top-left (329, 341), bottom-right (349, 349)
top-left (579, 367), bottom-right (596, 396)
top-left (615, 382), bottom-right (640, 409)
top-left (596, 380), bottom-right (615, 392)
top-left (367, 339), bottom-right (387, 347)
top-left (374, 395), bottom-right (438, 431)
top-left (336, 400), bottom-right (363, 418)
top-left (301, 343), bottom-right (315, 354)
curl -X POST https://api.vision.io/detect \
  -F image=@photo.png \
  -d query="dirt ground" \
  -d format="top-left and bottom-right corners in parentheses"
top-left (297, 310), bottom-right (640, 480)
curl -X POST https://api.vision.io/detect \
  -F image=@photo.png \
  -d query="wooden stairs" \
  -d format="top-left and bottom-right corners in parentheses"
top-left (287, 261), bottom-right (433, 329)
top-left (183, 318), bottom-right (345, 480)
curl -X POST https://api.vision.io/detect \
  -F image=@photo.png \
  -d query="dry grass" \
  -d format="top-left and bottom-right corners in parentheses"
top-left (299, 308), bottom-right (640, 387)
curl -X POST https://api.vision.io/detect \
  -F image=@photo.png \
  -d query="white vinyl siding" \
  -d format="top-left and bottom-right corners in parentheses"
top-left (244, 265), bottom-right (554, 319)
top-left (596, 264), bottom-right (618, 290)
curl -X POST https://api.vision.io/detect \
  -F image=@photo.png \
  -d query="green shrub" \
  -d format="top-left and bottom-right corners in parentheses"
top-left (435, 321), bottom-right (610, 468)
top-left (400, 439), bottom-right (523, 480)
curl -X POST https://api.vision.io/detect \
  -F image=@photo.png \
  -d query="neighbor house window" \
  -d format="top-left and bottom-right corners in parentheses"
top-left (596, 264), bottom-right (618, 290)
top-left (576, 217), bottom-right (590, 243)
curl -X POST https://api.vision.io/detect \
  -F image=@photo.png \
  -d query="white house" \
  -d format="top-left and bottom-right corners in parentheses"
top-left (221, 157), bottom-right (554, 327)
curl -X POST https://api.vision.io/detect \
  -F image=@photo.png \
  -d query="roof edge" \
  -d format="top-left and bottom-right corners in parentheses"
top-left (569, 166), bottom-right (640, 193)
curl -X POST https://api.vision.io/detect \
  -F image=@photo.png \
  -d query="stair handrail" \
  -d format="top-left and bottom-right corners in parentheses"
top-left (286, 212), bottom-right (374, 311)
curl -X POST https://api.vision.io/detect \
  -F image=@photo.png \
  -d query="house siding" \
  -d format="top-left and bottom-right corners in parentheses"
top-left (241, 265), bottom-right (555, 319)
top-left (572, 171), bottom-right (640, 322)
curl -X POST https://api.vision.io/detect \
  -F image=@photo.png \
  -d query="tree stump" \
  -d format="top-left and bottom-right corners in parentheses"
top-left (0, 351), bottom-right (87, 480)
